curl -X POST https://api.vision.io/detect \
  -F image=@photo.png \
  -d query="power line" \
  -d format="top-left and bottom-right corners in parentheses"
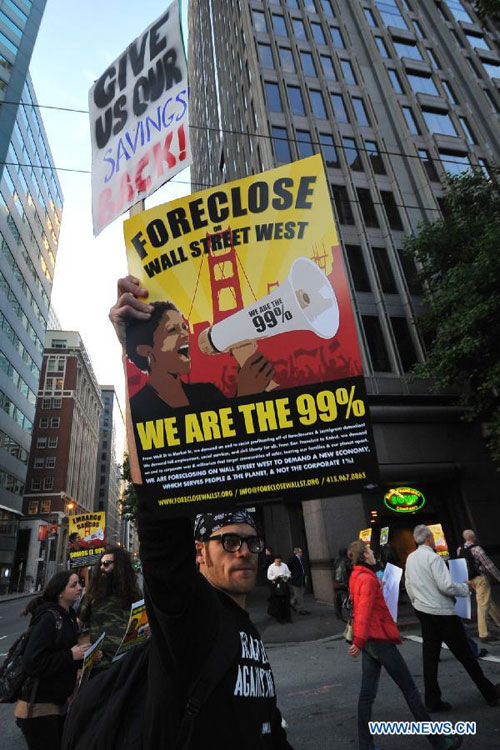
top-left (1, 98), bottom-right (486, 173)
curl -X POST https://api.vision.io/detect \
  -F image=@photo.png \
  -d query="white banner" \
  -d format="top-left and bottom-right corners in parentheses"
top-left (449, 557), bottom-right (471, 620)
top-left (89, 0), bottom-right (191, 235)
top-left (382, 562), bottom-right (402, 623)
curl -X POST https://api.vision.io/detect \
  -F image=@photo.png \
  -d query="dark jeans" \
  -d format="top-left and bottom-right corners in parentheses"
top-left (16, 714), bottom-right (66, 750)
top-left (415, 610), bottom-right (496, 707)
top-left (358, 640), bottom-right (448, 750)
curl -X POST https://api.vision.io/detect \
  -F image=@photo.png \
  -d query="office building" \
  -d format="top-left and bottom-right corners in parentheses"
top-left (94, 385), bottom-right (123, 547)
top-left (188, 0), bottom-right (500, 601)
top-left (0, 2), bottom-right (63, 593)
top-left (14, 331), bottom-right (102, 591)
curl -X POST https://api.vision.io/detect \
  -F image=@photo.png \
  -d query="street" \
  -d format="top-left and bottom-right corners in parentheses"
top-left (1, 595), bottom-right (500, 749)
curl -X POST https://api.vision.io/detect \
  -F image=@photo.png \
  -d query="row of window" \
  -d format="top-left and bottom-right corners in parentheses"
top-left (33, 456), bottom-right (56, 469)
top-left (345, 243), bottom-right (422, 297)
top-left (362, 313), bottom-right (418, 373)
top-left (0, 267), bottom-right (44, 353)
top-left (265, 79), bottom-right (372, 125)
top-left (253, 8), bottom-right (345, 48)
top-left (0, 227), bottom-right (50, 314)
top-left (46, 356), bottom-right (65, 373)
top-left (0, 348), bottom-right (36, 404)
top-left (44, 376), bottom-right (64, 391)
top-left (0, 467), bottom-right (24, 496)
top-left (0, 388), bottom-right (32, 432)
top-left (28, 483), bottom-right (53, 499)
top-left (266, 0), bottom-right (336, 15)
top-left (39, 415), bottom-right (60, 428)
top-left (259, 41), bottom-right (359, 87)
top-left (36, 435), bottom-right (58, 448)
top-left (41, 398), bottom-right (62, 410)
top-left (0, 309), bottom-right (40, 377)
top-left (331, 184), bottom-right (404, 230)
top-left (0, 426), bottom-right (28, 464)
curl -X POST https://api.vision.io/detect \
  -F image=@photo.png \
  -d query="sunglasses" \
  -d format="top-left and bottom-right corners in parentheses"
top-left (206, 533), bottom-right (265, 554)
top-left (100, 560), bottom-right (114, 568)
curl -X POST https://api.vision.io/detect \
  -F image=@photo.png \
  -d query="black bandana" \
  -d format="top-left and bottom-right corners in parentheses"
top-left (194, 510), bottom-right (256, 541)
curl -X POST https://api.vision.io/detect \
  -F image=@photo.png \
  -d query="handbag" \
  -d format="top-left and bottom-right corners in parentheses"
top-left (343, 620), bottom-right (353, 644)
top-left (342, 593), bottom-right (354, 644)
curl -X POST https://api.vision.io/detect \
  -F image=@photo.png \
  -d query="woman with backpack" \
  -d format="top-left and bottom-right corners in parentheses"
top-left (14, 570), bottom-right (88, 750)
top-left (347, 540), bottom-right (461, 750)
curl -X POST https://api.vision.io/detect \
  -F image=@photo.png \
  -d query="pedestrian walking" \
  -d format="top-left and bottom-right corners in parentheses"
top-left (287, 548), bottom-right (310, 615)
top-left (457, 529), bottom-right (500, 643)
top-left (14, 571), bottom-right (88, 750)
top-left (405, 524), bottom-right (500, 711)
top-left (267, 555), bottom-right (293, 624)
top-left (106, 275), bottom-right (293, 748)
top-left (347, 540), bottom-right (462, 750)
top-left (78, 545), bottom-right (142, 675)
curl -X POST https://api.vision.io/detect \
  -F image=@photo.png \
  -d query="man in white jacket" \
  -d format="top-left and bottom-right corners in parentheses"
top-left (405, 524), bottom-right (500, 712)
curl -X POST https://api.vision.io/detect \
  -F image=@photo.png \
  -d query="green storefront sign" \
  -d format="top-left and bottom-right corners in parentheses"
top-left (384, 487), bottom-right (425, 513)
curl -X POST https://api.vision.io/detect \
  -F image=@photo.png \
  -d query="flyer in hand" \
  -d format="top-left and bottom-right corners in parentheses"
top-left (113, 599), bottom-right (150, 661)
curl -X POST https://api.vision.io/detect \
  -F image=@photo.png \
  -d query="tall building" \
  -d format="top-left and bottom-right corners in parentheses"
top-left (94, 386), bottom-right (124, 547)
top-left (188, 0), bottom-right (500, 601)
top-left (0, 29), bottom-right (63, 589)
top-left (14, 331), bottom-right (102, 591)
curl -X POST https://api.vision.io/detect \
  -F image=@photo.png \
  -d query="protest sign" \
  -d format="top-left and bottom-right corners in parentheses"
top-left (449, 557), bottom-right (471, 619)
top-left (428, 523), bottom-right (449, 557)
top-left (382, 562), bottom-right (403, 622)
top-left (68, 512), bottom-right (106, 568)
top-left (89, 0), bottom-right (190, 235)
top-left (123, 154), bottom-right (379, 515)
top-left (79, 632), bottom-right (105, 688)
top-left (113, 599), bottom-right (150, 661)
top-left (379, 526), bottom-right (389, 546)
top-left (359, 528), bottom-right (372, 545)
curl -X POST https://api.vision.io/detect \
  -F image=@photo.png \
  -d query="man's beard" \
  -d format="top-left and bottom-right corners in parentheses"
top-left (94, 569), bottom-right (115, 599)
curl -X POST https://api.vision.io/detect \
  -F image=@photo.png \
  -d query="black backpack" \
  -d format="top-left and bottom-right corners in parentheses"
top-left (0, 608), bottom-right (63, 705)
top-left (62, 613), bottom-right (240, 750)
top-left (458, 544), bottom-right (481, 579)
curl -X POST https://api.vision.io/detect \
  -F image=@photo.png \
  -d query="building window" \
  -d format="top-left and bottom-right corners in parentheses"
top-left (418, 149), bottom-right (439, 182)
top-left (272, 14), bottom-right (287, 36)
top-left (426, 48), bottom-right (441, 69)
top-left (39, 417), bottom-right (49, 429)
top-left (51, 339), bottom-right (67, 349)
top-left (299, 50), bottom-right (316, 77)
top-left (252, 10), bottom-right (267, 32)
top-left (28, 501), bottom-right (39, 515)
top-left (320, 0), bottom-right (334, 15)
top-left (362, 315), bottom-right (392, 372)
top-left (459, 117), bottom-right (476, 145)
top-left (31, 479), bottom-right (41, 491)
top-left (43, 477), bottom-right (54, 490)
top-left (413, 20), bottom-right (425, 39)
top-left (464, 32), bottom-right (490, 51)
top-left (375, 37), bottom-right (389, 58)
top-left (271, 126), bottom-right (291, 163)
top-left (330, 93), bottom-right (349, 122)
top-left (34, 457), bottom-right (44, 469)
top-left (332, 185), bottom-right (355, 225)
top-left (375, 0), bottom-right (408, 29)
top-left (311, 22), bottom-right (326, 45)
top-left (402, 106), bottom-right (420, 134)
top-left (42, 398), bottom-right (51, 410)
top-left (319, 133), bottom-right (340, 168)
top-left (394, 40), bottom-right (423, 61)
top-left (352, 97), bottom-right (370, 125)
top-left (36, 437), bottom-right (47, 449)
top-left (441, 80), bottom-right (458, 105)
top-left (329, 26), bottom-right (345, 48)
top-left (380, 191), bottom-right (404, 230)
top-left (343, 137), bottom-right (364, 171)
top-left (287, 84), bottom-right (306, 116)
top-left (439, 151), bottom-right (472, 176)
top-left (340, 59), bottom-right (357, 85)
top-left (391, 317), bottom-right (418, 371)
top-left (279, 47), bottom-right (296, 73)
top-left (345, 245), bottom-right (371, 292)
top-left (481, 61), bottom-right (500, 79)
top-left (48, 436), bottom-right (58, 448)
top-left (478, 158), bottom-right (490, 178)
top-left (319, 54), bottom-right (336, 80)
top-left (264, 81), bottom-right (283, 112)
top-left (407, 72), bottom-right (439, 97)
top-left (365, 140), bottom-right (386, 174)
top-left (446, 0), bottom-right (473, 23)
top-left (304, 0), bottom-right (317, 11)
top-left (398, 250), bottom-right (423, 295)
top-left (388, 69), bottom-right (403, 93)
top-left (292, 18), bottom-right (307, 40)
top-left (422, 109), bottom-right (458, 137)
top-left (53, 397), bottom-right (62, 409)
top-left (258, 43), bottom-right (274, 68)
top-left (296, 130), bottom-right (314, 158)
top-left (364, 8), bottom-right (377, 27)
top-left (50, 417), bottom-right (60, 428)
top-left (309, 89), bottom-right (327, 119)
top-left (45, 456), bottom-right (56, 469)
top-left (373, 246), bottom-right (398, 293)
top-left (356, 188), bottom-right (379, 228)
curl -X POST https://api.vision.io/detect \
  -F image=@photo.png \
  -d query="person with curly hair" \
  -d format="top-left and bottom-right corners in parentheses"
top-left (78, 545), bottom-right (142, 674)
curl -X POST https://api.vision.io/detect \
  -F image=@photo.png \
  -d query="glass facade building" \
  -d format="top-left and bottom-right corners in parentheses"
top-left (188, 0), bottom-right (500, 601)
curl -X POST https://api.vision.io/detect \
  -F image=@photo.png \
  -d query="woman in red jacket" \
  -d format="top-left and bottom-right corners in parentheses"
top-left (347, 540), bottom-right (461, 750)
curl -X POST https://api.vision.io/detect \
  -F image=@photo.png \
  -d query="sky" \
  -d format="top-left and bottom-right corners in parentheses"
top-left (29, 0), bottom-right (191, 433)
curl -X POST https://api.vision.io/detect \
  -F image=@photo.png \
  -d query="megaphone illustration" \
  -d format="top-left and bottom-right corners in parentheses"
top-left (198, 257), bottom-right (339, 386)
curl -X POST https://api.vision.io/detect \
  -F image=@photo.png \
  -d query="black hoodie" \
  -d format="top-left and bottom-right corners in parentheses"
top-left (21, 602), bottom-right (79, 704)
top-left (139, 508), bottom-right (293, 750)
